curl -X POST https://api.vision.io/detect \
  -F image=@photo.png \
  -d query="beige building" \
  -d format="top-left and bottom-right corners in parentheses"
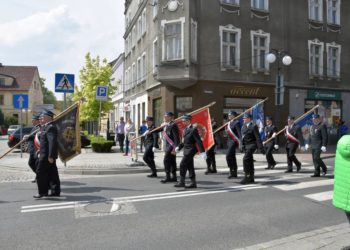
top-left (0, 64), bottom-right (43, 125)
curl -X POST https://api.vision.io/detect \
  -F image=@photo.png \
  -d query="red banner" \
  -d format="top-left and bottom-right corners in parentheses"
top-left (175, 108), bottom-right (214, 151)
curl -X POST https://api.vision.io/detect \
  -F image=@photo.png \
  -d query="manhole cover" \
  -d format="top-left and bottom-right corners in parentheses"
top-left (84, 201), bottom-right (120, 213)
top-left (74, 201), bottom-right (137, 218)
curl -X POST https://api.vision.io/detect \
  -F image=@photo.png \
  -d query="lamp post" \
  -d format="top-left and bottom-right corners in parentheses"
top-left (266, 49), bottom-right (292, 128)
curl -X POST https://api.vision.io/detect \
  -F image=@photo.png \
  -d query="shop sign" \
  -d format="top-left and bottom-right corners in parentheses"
top-left (230, 86), bottom-right (260, 96)
top-left (307, 90), bottom-right (341, 100)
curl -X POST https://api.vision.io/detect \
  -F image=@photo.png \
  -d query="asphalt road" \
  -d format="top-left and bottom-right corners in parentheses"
top-left (0, 155), bottom-right (345, 250)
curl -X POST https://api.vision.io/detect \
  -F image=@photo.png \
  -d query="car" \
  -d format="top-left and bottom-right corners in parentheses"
top-left (80, 132), bottom-right (91, 148)
top-left (7, 125), bottom-right (21, 135)
top-left (7, 126), bottom-right (33, 151)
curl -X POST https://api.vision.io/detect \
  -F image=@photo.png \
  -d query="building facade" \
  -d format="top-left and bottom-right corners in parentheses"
top-left (123, 0), bottom-right (350, 135)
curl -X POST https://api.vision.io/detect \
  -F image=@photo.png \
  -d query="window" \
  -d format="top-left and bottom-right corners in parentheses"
top-left (153, 0), bottom-right (158, 19)
top-left (142, 53), bottom-right (146, 82)
top-left (137, 57), bottom-right (141, 84)
top-left (0, 95), bottom-right (4, 105)
top-left (0, 78), bottom-right (5, 87)
top-left (327, 0), bottom-right (340, 25)
top-left (128, 67), bottom-right (131, 88)
top-left (142, 9), bottom-right (147, 36)
top-left (308, 39), bottom-right (324, 76)
top-left (162, 18), bottom-right (185, 61)
top-left (251, 30), bottom-right (270, 72)
top-left (309, 0), bottom-right (323, 22)
top-left (222, 0), bottom-right (239, 5)
top-left (220, 25), bottom-right (241, 69)
top-left (191, 19), bottom-right (198, 62)
top-left (251, 0), bottom-right (268, 11)
top-left (326, 43), bottom-right (341, 78)
top-left (132, 63), bottom-right (136, 87)
top-left (125, 70), bottom-right (129, 90)
top-left (132, 26), bottom-right (137, 48)
top-left (153, 38), bottom-right (158, 74)
top-left (138, 17), bottom-right (142, 41)
top-left (176, 97), bottom-right (193, 116)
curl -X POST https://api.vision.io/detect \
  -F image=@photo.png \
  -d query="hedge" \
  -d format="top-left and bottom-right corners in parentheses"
top-left (90, 136), bottom-right (114, 153)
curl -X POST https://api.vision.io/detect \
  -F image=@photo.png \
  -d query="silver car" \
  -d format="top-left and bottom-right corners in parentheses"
top-left (7, 125), bottom-right (21, 135)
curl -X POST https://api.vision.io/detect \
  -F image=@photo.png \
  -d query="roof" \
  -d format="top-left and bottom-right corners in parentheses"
top-left (0, 65), bottom-right (39, 91)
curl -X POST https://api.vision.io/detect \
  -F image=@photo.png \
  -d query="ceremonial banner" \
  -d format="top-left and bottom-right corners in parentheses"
top-left (175, 108), bottom-right (214, 151)
top-left (53, 103), bottom-right (81, 163)
top-left (252, 102), bottom-right (265, 141)
top-left (296, 112), bottom-right (314, 144)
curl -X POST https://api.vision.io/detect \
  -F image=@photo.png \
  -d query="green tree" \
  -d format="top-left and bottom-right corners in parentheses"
top-left (74, 53), bottom-right (116, 123)
top-left (40, 78), bottom-right (57, 107)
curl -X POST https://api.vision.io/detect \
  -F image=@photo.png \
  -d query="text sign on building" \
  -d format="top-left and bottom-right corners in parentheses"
top-left (96, 86), bottom-right (108, 101)
top-left (55, 73), bottom-right (75, 93)
top-left (13, 94), bottom-right (28, 109)
top-left (307, 90), bottom-right (341, 101)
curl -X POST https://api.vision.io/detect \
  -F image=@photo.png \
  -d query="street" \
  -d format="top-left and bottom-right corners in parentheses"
top-left (0, 140), bottom-right (348, 250)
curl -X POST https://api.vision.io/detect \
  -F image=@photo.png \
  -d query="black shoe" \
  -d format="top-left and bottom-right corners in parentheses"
top-left (48, 193), bottom-right (60, 197)
top-left (270, 164), bottom-right (276, 170)
top-left (296, 164), bottom-right (301, 172)
top-left (211, 169), bottom-right (217, 174)
top-left (285, 170), bottom-right (293, 173)
top-left (240, 178), bottom-right (253, 185)
top-left (31, 179), bottom-right (36, 183)
top-left (265, 166), bottom-right (271, 170)
top-left (147, 173), bottom-right (157, 178)
top-left (33, 194), bottom-right (48, 199)
top-left (186, 183), bottom-right (197, 188)
top-left (321, 171), bottom-right (327, 176)
top-left (170, 177), bottom-right (177, 182)
top-left (160, 178), bottom-right (171, 183)
top-left (174, 182), bottom-right (185, 188)
top-left (310, 173), bottom-right (320, 177)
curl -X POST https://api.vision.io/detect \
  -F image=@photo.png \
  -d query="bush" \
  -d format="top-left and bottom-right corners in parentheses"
top-left (91, 136), bottom-right (114, 152)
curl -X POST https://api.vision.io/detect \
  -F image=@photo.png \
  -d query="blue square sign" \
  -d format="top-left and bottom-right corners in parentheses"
top-left (96, 86), bottom-right (108, 101)
top-left (55, 73), bottom-right (75, 93)
top-left (13, 94), bottom-right (29, 109)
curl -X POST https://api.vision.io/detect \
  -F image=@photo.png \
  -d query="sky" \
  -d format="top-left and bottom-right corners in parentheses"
top-left (0, 0), bottom-right (125, 100)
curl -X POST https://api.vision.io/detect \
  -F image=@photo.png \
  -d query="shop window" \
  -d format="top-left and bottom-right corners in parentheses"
top-left (153, 98), bottom-right (162, 126)
top-left (305, 99), bottom-right (341, 127)
top-left (176, 97), bottom-right (192, 116)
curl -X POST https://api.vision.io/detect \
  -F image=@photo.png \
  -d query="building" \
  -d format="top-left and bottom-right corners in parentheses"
top-left (0, 64), bottom-right (43, 125)
top-left (123, 0), bottom-right (350, 135)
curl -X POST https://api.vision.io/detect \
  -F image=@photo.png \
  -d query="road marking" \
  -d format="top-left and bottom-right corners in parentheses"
top-left (304, 191), bottom-right (333, 201)
top-left (21, 205), bottom-right (75, 213)
top-left (273, 179), bottom-right (334, 191)
top-left (22, 201), bottom-right (76, 209)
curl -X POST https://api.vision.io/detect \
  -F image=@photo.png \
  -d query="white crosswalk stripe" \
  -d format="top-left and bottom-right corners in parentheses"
top-left (304, 191), bottom-right (333, 201)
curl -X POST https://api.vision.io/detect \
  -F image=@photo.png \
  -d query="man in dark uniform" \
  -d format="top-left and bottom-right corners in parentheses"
top-left (24, 114), bottom-right (41, 182)
top-left (224, 111), bottom-right (242, 178)
top-left (285, 115), bottom-right (305, 173)
top-left (205, 119), bottom-right (218, 175)
top-left (241, 113), bottom-right (265, 185)
top-left (34, 110), bottom-right (60, 198)
top-left (263, 116), bottom-right (278, 169)
top-left (306, 114), bottom-right (328, 177)
top-left (174, 114), bottom-right (206, 188)
top-left (160, 112), bottom-right (180, 183)
top-left (142, 116), bottom-right (159, 178)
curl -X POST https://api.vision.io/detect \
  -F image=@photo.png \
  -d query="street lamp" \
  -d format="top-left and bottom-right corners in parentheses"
top-left (266, 49), bottom-right (292, 128)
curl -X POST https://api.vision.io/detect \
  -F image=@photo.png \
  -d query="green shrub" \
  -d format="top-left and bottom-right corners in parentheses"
top-left (91, 136), bottom-right (114, 152)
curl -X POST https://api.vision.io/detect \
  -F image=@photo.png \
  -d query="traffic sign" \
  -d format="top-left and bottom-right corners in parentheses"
top-left (55, 73), bottom-right (75, 93)
top-left (13, 94), bottom-right (29, 109)
top-left (96, 86), bottom-right (108, 101)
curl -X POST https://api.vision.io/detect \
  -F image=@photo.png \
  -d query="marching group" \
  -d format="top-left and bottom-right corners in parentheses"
top-left (114, 111), bottom-right (329, 188)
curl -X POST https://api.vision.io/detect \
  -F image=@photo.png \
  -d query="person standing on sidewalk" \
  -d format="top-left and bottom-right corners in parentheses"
top-left (124, 118), bottom-right (135, 156)
top-left (174, 114), bottom-right (206, 189)
top-left (263, 116), bottom-right (279, 170)
top-left (142, 117), bottom-right (159, 178)
top-left (115, 117), bottom-right (125, 153)
top-left (305, 114), bottom-right (328, 177)
top-left (284, 115), bottom-right (305, 173)
top-left (139, 120), bottom-right (147, 153)
top-left (240, 113), bottom-right (265, 185)
top-left (333, 135), bottom-right (350, 230)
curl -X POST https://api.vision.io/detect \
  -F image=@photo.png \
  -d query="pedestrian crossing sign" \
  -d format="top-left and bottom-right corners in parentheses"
top-left (55, 73), bottom-right (75, 93)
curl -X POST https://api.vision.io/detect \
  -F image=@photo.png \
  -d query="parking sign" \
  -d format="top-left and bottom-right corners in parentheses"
top-left (96, 86), bottom-right (108, 101)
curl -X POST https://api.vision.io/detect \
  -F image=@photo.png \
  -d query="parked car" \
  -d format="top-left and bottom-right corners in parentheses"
top-left (7, 125), bottom-right (21, 135)
top-left (0, 126), bottom-right (7, 135)
top-left (80, 132), bottom-right (91, 148)
top-left (7, 126), bottom-right (33, 151)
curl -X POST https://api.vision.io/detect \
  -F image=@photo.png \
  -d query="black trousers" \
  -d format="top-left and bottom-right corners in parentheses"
top-left (226, 141), bottom-right (238, 171)
top-left (140, 137), bottom-right (145, 152)
top-left (143, 145), bottom-right (156, 173)
top-left (206, 146), bottom-right (216, 168)
top-left (265, 143), bottom-right (276, 167)
top-left (164, 151), bottom-right (177, 175)
top-left (48, 161), bottom-right (61, 194)
top-left (117, 133), bottom-right (125, 152)
top-left (346, 212), bottom-right (350, 224)
top-left (312, 148), bottom-right (327, 174)
top-left (286, 145), bottom-right (301, 170)
top-left (28, 153), bottom-right (37, 173)
top-left (36, 159), bottom-right (49, 195)
top-left (243, 144), bottom-right (257, 175)
top-left (179, 152), bottom-right (196, 179)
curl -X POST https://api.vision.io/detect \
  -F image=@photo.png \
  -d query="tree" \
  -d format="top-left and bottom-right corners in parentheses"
top-left (40, 78), bottom-right (58, 107)
top-left (74, 53), bottom-right (116, 123)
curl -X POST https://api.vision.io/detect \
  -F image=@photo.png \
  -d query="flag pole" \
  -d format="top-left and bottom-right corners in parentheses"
top-left (263, 105), bottom-right (319, 145)
top-left (213, 97), bottom-right (268, 134)
top-left (130, 102), bottom-right (216, 142)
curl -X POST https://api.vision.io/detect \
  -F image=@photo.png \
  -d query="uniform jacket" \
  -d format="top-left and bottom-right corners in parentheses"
top-left (309, 122), bottom-right (327, 149)
top-left (285, 124), bottom-right (304, 148)
top-left (227, 120), bottom-right (242, 143)
top-left (264, 124), bottom-right (278, 146)
top-left (39, 122), bottom-right (58, 161)
top-left (178, 124), bottom-right (205, 156)
top-left (143, 125), bottom-right (159, 148)
top-left (241, 122), bottom-right (263, 150)
top-left (333, 135), bottom-right (350, 213)
top-left (163, 121), bottom-right (180, 153)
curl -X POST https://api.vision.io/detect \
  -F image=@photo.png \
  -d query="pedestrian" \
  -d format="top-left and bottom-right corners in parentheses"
top-left (339, 120), bottom-right (348, 137)
top-left (142, 117), bottom-right (159, 178)
top-left (139, 120), bottom-right (147, 153)
top-left (333, 135), bottom-right (350, 227)
top-left (124, 118), bottom-right (135, 156)
top-left (159, 112), bottom-right (180, 183)
top-left (174, 114), bottom-right (206, 188)
top-left (115, 117), bottom-right (125, 153)
top-left (23, 114), bottom-right (41, 183)
top-left (305, 114), bottom-right (328, 177)
top-left (34, 110), bottom-right (60, 198)
top-left (284, 115), bottom-right (305, 173)
top-left (263, 116), bottom-right (279, 170)
top-left (240, 113), bottom-right (265, 184)
top-left (205, 119), bottom-right (218, 175)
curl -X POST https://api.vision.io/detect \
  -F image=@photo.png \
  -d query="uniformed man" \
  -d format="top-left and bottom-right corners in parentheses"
top-left (142, 116), bottom-right (159, 178)
top-left (285, 115), bottom-right (305, 173)
top-left (34, 110), bottom-right (60, 198)
top-left (174, 114), bottom-right (206, 188)
top-left (160, 112), bottom-right (180, 183)
top-left (224, 111), bottom-right (242, 178)
top-left (263, 116), bottom-right (278, 169)
top-left (305, 114), bottom-right (328, 177)
top-left (205, 119), bottom-right (218, 175)
top-left (241, 113), bottom-right (265, 185)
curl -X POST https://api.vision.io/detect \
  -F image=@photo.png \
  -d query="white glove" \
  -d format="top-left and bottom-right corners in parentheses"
top-left (272, 133), bottom-right (277, 138)
top-left (152, 147), bottom-right (156, 152)
top-left (300, 146), bottom-right (306, 152)
top-left (274, 144), bottom-right (279, 150)
top-left (142, 131), bottom-right (148, 136)
top-left (175, 147), bottom-right (180, 153)
top-left (200, 152), bottom-right (207, 160)
top-left (305, 144), bottom-right (309, 151)
top-left (23, 135), bottom-right (29, 140)
top-left (321, 146), bottom-right (326, 152)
